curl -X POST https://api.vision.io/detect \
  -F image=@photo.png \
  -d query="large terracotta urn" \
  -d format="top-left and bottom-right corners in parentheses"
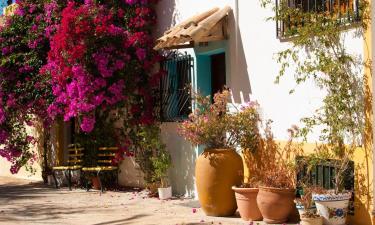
top-left (257, 187), bottom-right (296, 223)
top-left (195, 149), bottom-right (243, 216)
top-left (232, 187), bottom-right (262, 221)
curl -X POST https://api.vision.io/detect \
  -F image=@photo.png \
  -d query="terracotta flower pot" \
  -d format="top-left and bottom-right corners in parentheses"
top-left (232, 187), bottom-right (262, 221)
top-left (257, 187), bottom-right (296, 223)
top-left (91, 177), bottom-right (101, 190)
top-left (195, 149), bottom-right (243, 216)
top-left (300, 215), bottom-right (323, 225)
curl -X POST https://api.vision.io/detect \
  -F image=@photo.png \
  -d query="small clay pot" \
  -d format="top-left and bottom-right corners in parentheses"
top-left (300, 215), bottom-right (323, 225)
top-left (232, 187), bottom-right (262, 221)
top-left (91, 177), bottom-right (101, 190)
top-left (257, 186), bottom-right (296, 223)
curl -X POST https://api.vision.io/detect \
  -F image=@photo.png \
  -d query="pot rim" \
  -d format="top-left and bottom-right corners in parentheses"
top-left (232, 186), bottom-right (259, 192)
top-left (259, 186), bottom-right (296, 193)
top-left (158, 186), bottom-right (172, 190)
top-left (203, 148), bottom-right (236, 152)
top-left (312, 191), bottom-right (352, 202)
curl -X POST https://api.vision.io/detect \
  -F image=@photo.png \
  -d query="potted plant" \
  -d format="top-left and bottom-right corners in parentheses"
top-left (230, 101), bottom-right (263, 221)
top-left (299, 151), bottom-right (353, 225)
top-left (255, 123), bottom-right (299, 224)
top-left (151, 148), bottom-right (172, 200)
top-left (232, 181), bottom-right (263, 222)
top-left (259, 1), bottom-right (365, 224)
top-left (309, 149), bottom-right (353, 225)
top-left (295, 187), bottom-right (323, 225)
top-left (178, 90), bottom-right (245, 216)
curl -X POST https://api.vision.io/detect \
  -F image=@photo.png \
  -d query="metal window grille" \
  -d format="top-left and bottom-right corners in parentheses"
top-left (276, 0), bottom-right (360, 38)
top-left (296, 156), bottom-right (355, 214)
top-left (159, 52), bottom-right (193, 122)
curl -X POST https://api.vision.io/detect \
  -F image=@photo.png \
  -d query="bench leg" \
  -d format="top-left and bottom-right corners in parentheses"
top-left (52, 170), bottom-right (58, 189)
top-left (116, 170), bottom-right (119, 189)
top-left (97, 171), bottom-right (103, 194)
top-left (83, 172), bottom-right (90, 192)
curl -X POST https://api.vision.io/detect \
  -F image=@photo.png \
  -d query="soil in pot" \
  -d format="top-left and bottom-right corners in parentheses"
top-left (300, 215), bottom-right (323, 225)
top-left (232, 187), bottom-right (262, 221)
top-left (196, 149), bottom-right (243, 217)
top-left (257, 187), bottom-right (296, 223)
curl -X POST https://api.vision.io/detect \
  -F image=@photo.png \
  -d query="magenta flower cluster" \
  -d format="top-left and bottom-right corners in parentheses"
top-left (0, 0), bottom-right (162, 173)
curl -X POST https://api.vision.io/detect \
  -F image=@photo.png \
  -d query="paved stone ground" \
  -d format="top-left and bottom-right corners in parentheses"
top-left (0, 177), bottom-right (298, 225)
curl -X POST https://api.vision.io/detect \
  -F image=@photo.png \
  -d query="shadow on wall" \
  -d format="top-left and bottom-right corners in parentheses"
top-left (194, 7), bottom-right (251, 103)
top-left (227, 8), bottom-right (251, 103)
top-left (161, 123), bottom-right (196, 197)
top-left (346, 66), bottom-right (374, 225)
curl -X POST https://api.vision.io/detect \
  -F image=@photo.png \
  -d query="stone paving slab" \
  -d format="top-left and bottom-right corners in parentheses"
top-left (0, 177), bottom-right (298, 225)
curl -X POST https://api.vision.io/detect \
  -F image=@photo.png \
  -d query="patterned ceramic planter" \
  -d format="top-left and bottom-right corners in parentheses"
top-left (312, 192), bottom-right (351, 225)
top-left (296, 202), bottom-right (317, 217)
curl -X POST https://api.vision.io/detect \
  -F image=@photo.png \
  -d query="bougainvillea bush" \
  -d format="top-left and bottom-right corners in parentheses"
top-left (0, 0), bottom-right (162, 173)
top-left (0, 0), bottom-right (66, 173)
top-left (44, 0), bottom-right (162, 163)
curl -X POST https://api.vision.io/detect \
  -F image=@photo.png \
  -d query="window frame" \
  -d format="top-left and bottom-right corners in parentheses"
top-left (276, 0), bottom-right (361, 39)
top-left (158, 52), bottom-right (194, 122)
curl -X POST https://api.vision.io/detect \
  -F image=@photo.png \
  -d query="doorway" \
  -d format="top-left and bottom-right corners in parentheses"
top-left (210, 52), bottom-right (226, 97)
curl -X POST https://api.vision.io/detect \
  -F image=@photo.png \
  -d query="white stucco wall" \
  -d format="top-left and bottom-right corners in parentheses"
top-left (156, 0), bottom-right (364, 196)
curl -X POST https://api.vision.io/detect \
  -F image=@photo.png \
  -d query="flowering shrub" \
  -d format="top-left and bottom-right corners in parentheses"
top-left (0, 0), bottom-right (162, 173)
top-left (45, 0), bottom-right (160, 133)
top-left (44, 0), bottom-right (162, 164)
top-left (178, 90), bottom-right (261, 150)
top-left (0, 0), bottom-right (66, 173)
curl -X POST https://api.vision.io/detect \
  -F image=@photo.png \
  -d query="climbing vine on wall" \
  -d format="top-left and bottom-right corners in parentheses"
top-left (260, 0), bottom-right (369, 192)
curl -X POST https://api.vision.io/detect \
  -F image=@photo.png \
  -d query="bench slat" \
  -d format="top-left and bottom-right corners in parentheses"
top-left (98, 153), bottom-right (116, 157)
top-left (98, 147), bottom-right (118, 151)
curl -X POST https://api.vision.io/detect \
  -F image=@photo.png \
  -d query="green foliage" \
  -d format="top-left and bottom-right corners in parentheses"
top-left (178, 89), bottom-right (261, 150)
top-left (259, 0), bottom-right (369, 193)
top-left (151, 148), bottom-right (171, 188)
top-left (135, 124), bottom-right (168, 184)
top-left (75, 111), bottom-right (117, 167)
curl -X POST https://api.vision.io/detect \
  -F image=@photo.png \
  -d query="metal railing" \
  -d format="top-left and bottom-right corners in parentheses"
top-left (159, 52), bottom-right (193, 122)
top-left (296, 156), bottom-right (355, 214)
top-left (276, 0), bottom-right (360, 38)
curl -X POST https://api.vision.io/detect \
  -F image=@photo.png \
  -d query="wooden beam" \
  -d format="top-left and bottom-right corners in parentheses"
top-left (162, 42), bottom-right (195, 50)
top-left (195, 35), bottom-right (225, 43)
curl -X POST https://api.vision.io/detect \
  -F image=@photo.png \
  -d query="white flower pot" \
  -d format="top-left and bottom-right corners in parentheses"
top-left (312, 192), bottom-right (351, 225)
top-left (158, 186), bottom-right (172, 200)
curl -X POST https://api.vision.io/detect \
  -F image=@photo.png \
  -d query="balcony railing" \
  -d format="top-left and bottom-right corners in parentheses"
top-left (276, 0), bottom-right (361, 38)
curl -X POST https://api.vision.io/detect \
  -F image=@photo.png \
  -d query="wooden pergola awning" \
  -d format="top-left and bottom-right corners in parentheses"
top-left (154, 6), bottom-right (231, 50)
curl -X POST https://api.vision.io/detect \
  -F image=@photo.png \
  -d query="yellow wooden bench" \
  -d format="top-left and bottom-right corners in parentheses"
top-left (52, 144), bottom-right (84, 190)
top-left (82, 147), bottom-right (118, 192)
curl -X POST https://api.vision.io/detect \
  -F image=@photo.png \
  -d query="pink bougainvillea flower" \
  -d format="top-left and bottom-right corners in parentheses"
top-left (80, 116), bottom-right (96, 133)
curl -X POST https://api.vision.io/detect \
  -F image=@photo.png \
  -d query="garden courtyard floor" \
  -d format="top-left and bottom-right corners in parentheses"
top-left (0, 177), bottom-right (298, 225)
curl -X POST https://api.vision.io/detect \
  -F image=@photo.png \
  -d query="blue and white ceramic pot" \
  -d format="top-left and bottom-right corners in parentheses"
top-left (296, 202), bottom-right (317, 217)
top-left (312, 192), bottom-right (351, 225)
